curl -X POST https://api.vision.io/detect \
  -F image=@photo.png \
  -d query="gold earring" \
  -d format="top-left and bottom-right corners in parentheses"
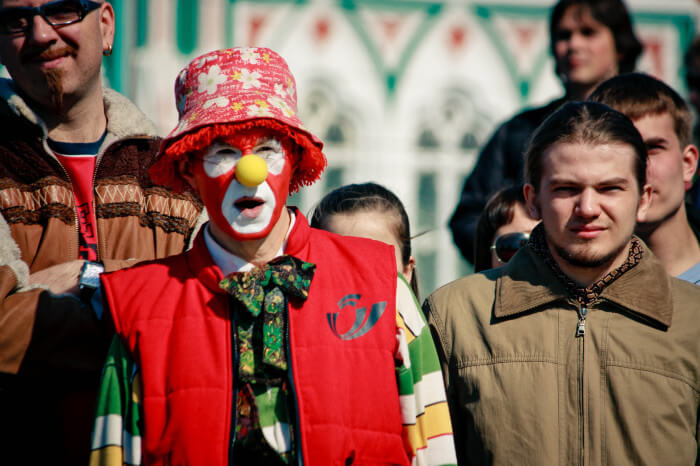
top-left (103, 44), bottom-right (113, 57)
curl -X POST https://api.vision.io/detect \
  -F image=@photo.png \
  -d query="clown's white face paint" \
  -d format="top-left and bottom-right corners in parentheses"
top-left (193, 134), bottom-right (291, 241)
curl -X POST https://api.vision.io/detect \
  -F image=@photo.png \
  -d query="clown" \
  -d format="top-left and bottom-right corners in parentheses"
top-left (90, 48), bottom-right (455, 466)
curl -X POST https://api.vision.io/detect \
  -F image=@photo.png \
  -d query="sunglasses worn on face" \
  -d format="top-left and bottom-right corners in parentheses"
top-left (491, 231), bottom-right (530, 264)
top-left (0, 0), bottom-right (100, 34)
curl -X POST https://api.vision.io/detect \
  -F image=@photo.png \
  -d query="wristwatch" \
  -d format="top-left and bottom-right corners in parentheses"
top-left (79, 260), bottom-right (104, 299)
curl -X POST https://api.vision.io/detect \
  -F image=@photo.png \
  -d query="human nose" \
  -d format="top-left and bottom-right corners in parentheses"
top-left (26, 14), bottom-right (59, 45)
top-left (235, 153), bottom-right (268, 187)
top-left (575, 189), bottom-right (601, 218)
top-left (568, 31), bottom-right (586, 50)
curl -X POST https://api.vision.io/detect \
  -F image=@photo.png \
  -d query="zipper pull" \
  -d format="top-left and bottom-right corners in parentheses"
top-left (575, 305), bottom-right (587, 337)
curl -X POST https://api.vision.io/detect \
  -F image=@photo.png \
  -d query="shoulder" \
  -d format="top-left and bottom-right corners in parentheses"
top-left (427, 269), bottom-right (499, 310)
top-left (675, 260), bottom-right (700, 285)
top-left (669, 273), bottom-right (700, 303)
top-left (506, 96), bottom-right (567, 128)
top-left (103, 88), bottom-right (158, 138)
top-left (308, 226), bottom-right (395, 260)
top-left (103, 253), bottom-right (188, 287)
top-left (424, 270), bottom-right (500, 333)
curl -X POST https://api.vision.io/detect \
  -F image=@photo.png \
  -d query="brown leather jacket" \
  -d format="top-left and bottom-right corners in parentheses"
top-left (0, 80), bottom-right (203, 464)
top-left (425, 241), bottom-right (700, 466)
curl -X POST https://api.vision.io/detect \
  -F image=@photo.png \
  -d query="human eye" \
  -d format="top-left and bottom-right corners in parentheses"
top-left (552, 185), bottom-right (577, 194)
top-left (44, 1), bottom-right (82, 24)
top-left (554, 29), bottom-right (572, 41)
top-left (580, 27), bottom-right (597, 37)
top-left (0, 10), bottom-right (30, 33)
top-left (254, 139), bottom-right (282, 157)
top-left (206, 147), bottom-right (241, 163)
top-left (645, 143), bottom-right (665, 156)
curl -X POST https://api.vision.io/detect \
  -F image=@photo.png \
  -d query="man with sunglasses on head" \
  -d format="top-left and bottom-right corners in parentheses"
top-left (0, 1), bottom-right (203, 464)
top-left (425, 101), bottom-right (700, 465)
top-left (589, 72), bottom-right (700, 284)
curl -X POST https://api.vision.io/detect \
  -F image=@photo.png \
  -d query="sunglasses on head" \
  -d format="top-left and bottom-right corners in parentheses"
top-left (0, 0), bottom-right (101, 34)
top-left (491, 231), bottom-right (530, 264)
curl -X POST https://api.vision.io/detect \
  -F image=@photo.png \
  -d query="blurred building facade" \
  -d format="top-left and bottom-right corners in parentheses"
top-left (98, 0), bottom-right (698, 296)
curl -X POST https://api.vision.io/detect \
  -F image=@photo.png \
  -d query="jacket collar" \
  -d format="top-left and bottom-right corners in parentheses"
top-left (0, 78), bottom-right (157, 140)
top-left (493, 238), bottom-right (674, 328)
top-left (186, 207), bottom-right (311, 295)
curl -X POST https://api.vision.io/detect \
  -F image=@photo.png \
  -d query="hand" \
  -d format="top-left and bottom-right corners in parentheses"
top-left (29, 260), bottom-right (85, 296)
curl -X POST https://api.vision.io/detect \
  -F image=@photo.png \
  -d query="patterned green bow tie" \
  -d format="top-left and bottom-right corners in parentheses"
top-left (220, 255), bottom-right (315, 380)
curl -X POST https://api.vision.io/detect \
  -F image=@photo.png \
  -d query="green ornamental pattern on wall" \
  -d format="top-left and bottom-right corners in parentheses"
top-left (473, 3), bottom-right (552, 103)
top-left (104, 1), bottom-right (695, 103)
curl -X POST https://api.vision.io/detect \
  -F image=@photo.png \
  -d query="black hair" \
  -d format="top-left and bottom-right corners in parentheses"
top-left (525, 101), bottom-right (647, 193)
top-left (550, 0), bottom-right (642, 76)
top-left (310, 182), bottom-right (420, 300)
top-left (474, 186), bottom-right (528, 273)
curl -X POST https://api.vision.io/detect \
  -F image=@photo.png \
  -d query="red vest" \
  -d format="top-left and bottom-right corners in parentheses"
top-left (102, 211), bottom-right (409, 465)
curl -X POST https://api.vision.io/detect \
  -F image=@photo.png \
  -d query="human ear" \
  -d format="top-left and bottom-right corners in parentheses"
top-left (636, 183), bottom-right (653, 223)
top-left (402, 256), bottom-right (416, 283)
top-left (681, 144), bottom-right (699, 189)
top-left (523, 184), bottom-right (541, 219)
top-left (99, 2), bottom-right (116, 52)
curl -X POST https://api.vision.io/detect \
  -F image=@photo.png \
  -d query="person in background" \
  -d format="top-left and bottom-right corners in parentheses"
top-left (683, 36), bottom-right (700, 206)
top-left (310, 182), bottom-right (420, 299)
top-left (425, 101), bottom-right (700, 465)
top-left (0, 0), bottom-right (203, 464)
top-left (90, 47), bottom-right (456, 466)
top-left (473, 185), bottom-right (539, 273)
top-left (450, 0), bottom-right (642, 264)
top-left (589, 72), bottom-right (700, 283)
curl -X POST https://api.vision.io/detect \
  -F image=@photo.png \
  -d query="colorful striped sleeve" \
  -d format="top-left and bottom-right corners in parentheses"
top-left (90, 336), bottom-right (143, 466)
top-left (395, 276), bottom-right (457, 466)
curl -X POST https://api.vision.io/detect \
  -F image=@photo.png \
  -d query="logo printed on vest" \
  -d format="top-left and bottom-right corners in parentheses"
top-left (327, 294), bottom-right (387, 341)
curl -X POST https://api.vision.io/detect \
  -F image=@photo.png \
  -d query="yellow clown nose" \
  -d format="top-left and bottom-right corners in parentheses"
top-left (235, 154), bottom-right (268, 187)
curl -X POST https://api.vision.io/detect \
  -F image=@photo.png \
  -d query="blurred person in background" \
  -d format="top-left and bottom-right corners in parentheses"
top-left (590, 72), bottom-right (700, 283)
top-left (0, 0), bottom-right (203, 464)
top-left (310, 182), bottom-right (420, 299)
top-left (450, 0), bottom-right (642, 265)
top-left (473, 185), bottom-right (539, 273)
top-left (683, 35), bottom-right (700, 206)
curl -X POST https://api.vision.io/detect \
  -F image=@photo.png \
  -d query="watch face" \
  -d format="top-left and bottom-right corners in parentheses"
top-left (80, 261), bottom-right (104, 289)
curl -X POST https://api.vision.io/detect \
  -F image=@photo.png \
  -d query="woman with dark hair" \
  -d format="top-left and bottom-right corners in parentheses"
top-left (450, 0), bottom-right (642, 265)
top-left (311, 182), bottom-right (420, 299)
top-left (473, 185), bottom-right (539, 273)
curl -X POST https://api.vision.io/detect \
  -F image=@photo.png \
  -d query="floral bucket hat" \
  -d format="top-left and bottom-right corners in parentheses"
top-left (150, 47), bottom-right (326, 193)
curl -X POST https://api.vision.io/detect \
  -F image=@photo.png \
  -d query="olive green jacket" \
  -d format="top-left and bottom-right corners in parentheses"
top-left (425, 241), bottom-right (700, 466)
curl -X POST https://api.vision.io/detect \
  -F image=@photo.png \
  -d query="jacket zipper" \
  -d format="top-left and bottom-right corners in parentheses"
top-left (285, 295), bottom-right (304, 466)
top-left (229, 303), bottom-right (239, 466)
top-left (91, 148), bottom-right (104, 261)
top-left (49, 137), bottom-right (108, 261)
top-left (576, 303), bottom-right (587, 466)
top-left (53, 159), bottom-right (80, 259)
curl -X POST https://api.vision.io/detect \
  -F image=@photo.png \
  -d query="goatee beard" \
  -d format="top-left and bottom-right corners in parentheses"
top-left (44, 67), bottom-right (64, 112)
top-left (551, 240), bottom-right (626, 269)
